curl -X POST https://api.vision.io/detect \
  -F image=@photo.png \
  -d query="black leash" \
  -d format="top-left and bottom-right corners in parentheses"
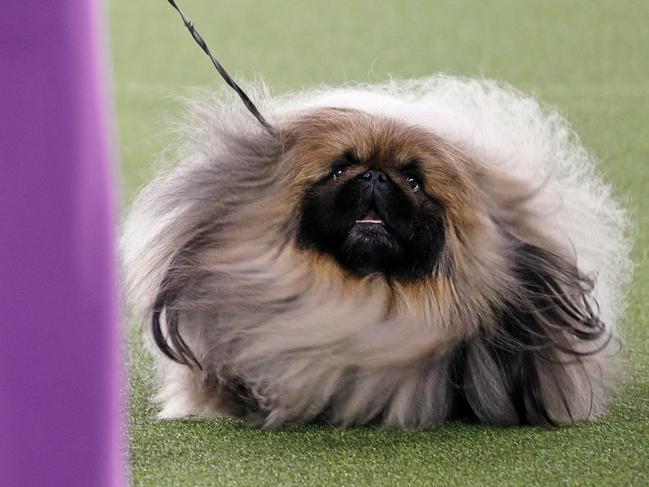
top-left (166, 0), bottom-right (276, 135)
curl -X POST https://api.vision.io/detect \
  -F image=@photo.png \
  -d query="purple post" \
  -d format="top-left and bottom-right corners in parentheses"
top-left (0, 2), bottom-right (123, 486)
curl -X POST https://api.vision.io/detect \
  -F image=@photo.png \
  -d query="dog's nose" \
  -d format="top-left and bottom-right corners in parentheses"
top-left (361, 169), bottom-right (388, 184)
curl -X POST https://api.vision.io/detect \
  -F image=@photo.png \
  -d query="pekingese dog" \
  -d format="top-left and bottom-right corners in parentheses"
top-left (123, 76), bottom-right (631, 428)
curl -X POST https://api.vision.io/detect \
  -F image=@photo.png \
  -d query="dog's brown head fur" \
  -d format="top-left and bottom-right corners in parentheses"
top-left (284, 109), bottom-right (476, 281)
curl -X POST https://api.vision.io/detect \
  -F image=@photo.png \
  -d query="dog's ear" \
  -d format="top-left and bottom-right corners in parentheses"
top-left (452, 234), bottom-right (612, 425)
top-left (151, 231), bottom-right (213, 371)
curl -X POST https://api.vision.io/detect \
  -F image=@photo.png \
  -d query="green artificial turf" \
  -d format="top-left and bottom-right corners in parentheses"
top-left (109, 1), bottom-right (649, 485)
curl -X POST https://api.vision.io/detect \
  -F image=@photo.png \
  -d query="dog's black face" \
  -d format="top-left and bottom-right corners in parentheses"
top-left (297, 151), bottom-right (446, 280)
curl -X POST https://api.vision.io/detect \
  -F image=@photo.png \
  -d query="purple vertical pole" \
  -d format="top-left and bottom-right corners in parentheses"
top-left (0, 2), bottom-right (123, 486)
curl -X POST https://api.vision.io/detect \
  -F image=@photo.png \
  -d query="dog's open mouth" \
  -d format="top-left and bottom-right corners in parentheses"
top-left (355, 209), bottom-right (384, 225)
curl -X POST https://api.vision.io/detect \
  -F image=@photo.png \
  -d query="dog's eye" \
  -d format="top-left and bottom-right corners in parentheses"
top-left (404, 175), bottom-right (420, 192)
top-left (332, 164), bottom-right (350, 180)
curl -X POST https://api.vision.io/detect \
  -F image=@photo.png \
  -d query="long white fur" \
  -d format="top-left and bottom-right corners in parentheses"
top-left (123, 75), bottom-right (631, 424)
top-left (276, 76), bottom-right (631, 329)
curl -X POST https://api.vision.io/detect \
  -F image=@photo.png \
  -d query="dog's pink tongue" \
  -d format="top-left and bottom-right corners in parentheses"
top-left (356, 209), bottom-right (384, 225)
